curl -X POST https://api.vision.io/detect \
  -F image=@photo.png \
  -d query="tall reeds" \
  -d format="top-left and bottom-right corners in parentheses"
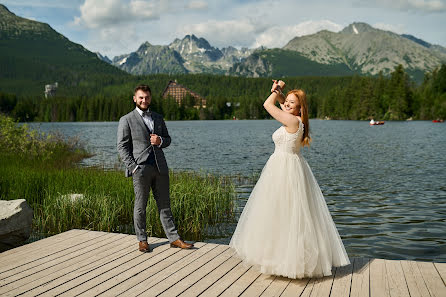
top-left (0, 114), bottom-right (235, 241)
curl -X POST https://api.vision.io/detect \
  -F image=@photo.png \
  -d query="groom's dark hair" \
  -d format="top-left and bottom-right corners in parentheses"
top-left (134, 84), bottom-right (152, 96)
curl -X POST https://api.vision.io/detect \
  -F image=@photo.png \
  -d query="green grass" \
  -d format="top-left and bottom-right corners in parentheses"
top-left (0, 114), bottom-right (235, 241)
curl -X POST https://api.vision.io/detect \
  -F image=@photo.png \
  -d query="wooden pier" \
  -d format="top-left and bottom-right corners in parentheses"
top-left (0, 229), bottom-right (445, 296)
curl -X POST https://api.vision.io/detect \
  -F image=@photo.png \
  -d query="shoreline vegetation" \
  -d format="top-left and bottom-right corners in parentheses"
top-left (1, 64), bottom-right (445, 122)
top-left (0, 114), bottom-right (236, 241)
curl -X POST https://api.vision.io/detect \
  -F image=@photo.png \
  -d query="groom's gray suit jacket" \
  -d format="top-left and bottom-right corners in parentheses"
top-left (117, 109), bottom-right (171, 177)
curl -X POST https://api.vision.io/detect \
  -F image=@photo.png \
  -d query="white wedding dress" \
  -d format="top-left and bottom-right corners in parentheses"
top-left (230, 119), bottom-right (350, 279)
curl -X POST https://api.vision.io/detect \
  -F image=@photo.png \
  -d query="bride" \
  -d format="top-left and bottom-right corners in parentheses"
top-left (229, 80), bottom-right (350, 279)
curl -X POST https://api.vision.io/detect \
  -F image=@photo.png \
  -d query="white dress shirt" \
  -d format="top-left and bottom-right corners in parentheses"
top-left (133, 107), bottom-right (163, 173)
top-left (136, 107), bottom-right (154, 131)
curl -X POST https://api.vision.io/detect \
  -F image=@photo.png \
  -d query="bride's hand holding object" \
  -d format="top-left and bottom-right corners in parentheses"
top-left (271, 79), bottom-right (286, 104)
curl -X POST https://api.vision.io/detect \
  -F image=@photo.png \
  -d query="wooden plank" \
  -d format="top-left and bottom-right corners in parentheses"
top-left (158, 247), bottom-right (234, 296)
top-left (259, 276), bottom-right (291, 297)
top-left (331, 261), bottom-right (353, 297)
top-left (400, 260), bottom-right (431, 297)
top-left (298, 278), bottom-right (315, 297)
top-left (14, 236), bottom-right (146, 297)
top-left (0, 229), bottom-right (95, 267)
top-left (385, 259), bottom-right (410, 297)
top-left (99, 242), bottom-right (207, 297)
top-left (139, 244), bottom-right (229, 296)
top-left (60, 238), bottom-right (176, 296)
top-left (240, 273), bottom-right (276, 297)
top-left (2, 234), bottom-right (137, 297)
top-left (280, 277), bottom-right (310, 297)
top-left (433, 262), bottom-right (446, 285)
top-left (107, 242), bottom-right (215, 297)
top-left (0, 229), bottom-right (87, 258)
top-left (370, 258), bottom-right (389, 296)
top-left (179, 256), bottom-right (242, 297)
top-left (219, 266), bottom-right (261, 297)
top-left (350, 258), bottom-right (370, 297)
top-left (417, 261), bottom-right (446, 297)
top-left (0, 232), bottom-right (124, 285)
top-left (77, 241), bottom-right (185, 296)
top-left (0, 234), bottom-right (122, 292)
top-left (306, 273), bottom-right (335, 297)
top-left (3, 230), bottom-right (446, 297)
top-left (198, 261), bottom-right (251, 296)
top-left (0, 230), bottom-right (105, 272)
top-left (16, 236), bottom-right (149, 297)
top-left (36, 238), bottom-right (165, 296)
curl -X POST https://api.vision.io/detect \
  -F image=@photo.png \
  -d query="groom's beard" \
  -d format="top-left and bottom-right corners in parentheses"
top-left (136, 102), bottom-right (149, 111)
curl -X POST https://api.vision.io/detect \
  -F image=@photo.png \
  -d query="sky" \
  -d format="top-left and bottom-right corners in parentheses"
top-left (3, 0), bottom-right (446, 59)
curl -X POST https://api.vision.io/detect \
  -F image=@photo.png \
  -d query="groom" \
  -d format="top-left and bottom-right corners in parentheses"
top-left (117, 84), bottom-right (193, 252)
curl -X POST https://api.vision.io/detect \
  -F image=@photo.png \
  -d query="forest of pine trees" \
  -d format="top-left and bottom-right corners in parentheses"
top-left (1, 64), bottom-right (445, 122)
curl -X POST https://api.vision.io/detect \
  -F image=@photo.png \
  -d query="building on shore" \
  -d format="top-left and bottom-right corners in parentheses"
top-left (44, 82), bottom-right (58, 98)
top-left (162, 80), bottom-right (206, 108)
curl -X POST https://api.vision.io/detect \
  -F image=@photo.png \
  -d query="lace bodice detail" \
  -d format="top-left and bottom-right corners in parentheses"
top-left (272, 119), bottom-right (304, 155)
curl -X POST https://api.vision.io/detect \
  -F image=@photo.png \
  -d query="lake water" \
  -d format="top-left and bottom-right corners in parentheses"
top-left (28, 120), bottom-right (446, 262)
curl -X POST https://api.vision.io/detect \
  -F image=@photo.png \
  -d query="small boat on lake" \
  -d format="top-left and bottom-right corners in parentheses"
top-left (432, 119), bottom-right (444, 123)
top-left (369, 119), bottom-right (385, 125)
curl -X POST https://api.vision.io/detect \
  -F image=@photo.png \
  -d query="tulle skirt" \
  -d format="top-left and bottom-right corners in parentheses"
top-left (229, 151), bottom-right (350, 279)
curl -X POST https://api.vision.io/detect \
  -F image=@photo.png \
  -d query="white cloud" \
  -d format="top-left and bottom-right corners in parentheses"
top-left (373, 22), bottom-right (407, 34)
top-left (129, 0), bottom-right (166, 17)
top-left (177, 18), bottom-right (269, 48)
top-left (186, 0), bottom-right (208, 10)
top-left (73, 0), bottom-right (176, 28)
top-left (356, 0), bottom-right (446, 12)
top-left (75, 0), bottom-right (129, 28)
top-left (253, 20), bottom-right (344, 49)
top-left (1, 0), bottom-right (79, 9)
top-left (177, 19), bottom-right (344, 49)
top-left (83, 23), bottom-right (144, 57)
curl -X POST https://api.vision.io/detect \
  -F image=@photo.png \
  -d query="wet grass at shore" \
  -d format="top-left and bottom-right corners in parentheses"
top-left (0, 115), bottom-right (235, 241)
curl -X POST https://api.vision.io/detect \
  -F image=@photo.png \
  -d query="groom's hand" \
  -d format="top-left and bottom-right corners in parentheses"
top-left (150, 134), bottom-right (161, 146)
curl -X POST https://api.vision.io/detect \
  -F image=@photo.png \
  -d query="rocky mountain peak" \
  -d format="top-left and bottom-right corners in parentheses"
top-left (341, 22), bottom-right (376, 35)
top-left (169, 34), bottom-right (214, 52)
top-left (137, 41), bottom-right (153, 52)
top-left (169, 34), bottom-right (223, 62)
top-left (184, 34), bottom-right (212, 49)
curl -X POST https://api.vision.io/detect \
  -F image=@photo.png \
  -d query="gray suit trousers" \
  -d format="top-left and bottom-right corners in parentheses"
top-left (132, 164), bottom-right (180, 243)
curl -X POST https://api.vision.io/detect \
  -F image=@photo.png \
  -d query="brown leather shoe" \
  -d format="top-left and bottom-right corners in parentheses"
top-left (170, 239), bottom-right (194, 249)
top-left (139, 241), bottom-right (151, 253)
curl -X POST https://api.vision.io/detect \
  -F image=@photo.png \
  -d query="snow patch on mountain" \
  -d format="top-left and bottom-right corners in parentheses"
top-left (119, 57), bottom-right (127, 65)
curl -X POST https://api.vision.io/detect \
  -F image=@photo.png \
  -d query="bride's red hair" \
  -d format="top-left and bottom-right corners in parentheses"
top-left (286, 89), bottom-right (311, 147)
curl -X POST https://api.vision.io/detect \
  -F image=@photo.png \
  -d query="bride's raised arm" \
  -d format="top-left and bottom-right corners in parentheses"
top-left (263, 80), bottom-right (300, 129)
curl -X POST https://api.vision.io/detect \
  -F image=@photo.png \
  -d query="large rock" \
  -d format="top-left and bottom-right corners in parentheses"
top-left (0, 199), bottom-right (33, 251)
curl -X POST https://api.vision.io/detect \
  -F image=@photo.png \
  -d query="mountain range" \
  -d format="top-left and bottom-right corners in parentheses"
top-left (107, 22), bottom-right (446, 81)
top-left (109, 34), bottom-right (253, 75)
top-left (1, 2), bottom-right (445, 92)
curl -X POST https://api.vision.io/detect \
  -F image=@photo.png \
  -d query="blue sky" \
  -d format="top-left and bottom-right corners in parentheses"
top-left (2, 0), bottom-right (446, 58)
